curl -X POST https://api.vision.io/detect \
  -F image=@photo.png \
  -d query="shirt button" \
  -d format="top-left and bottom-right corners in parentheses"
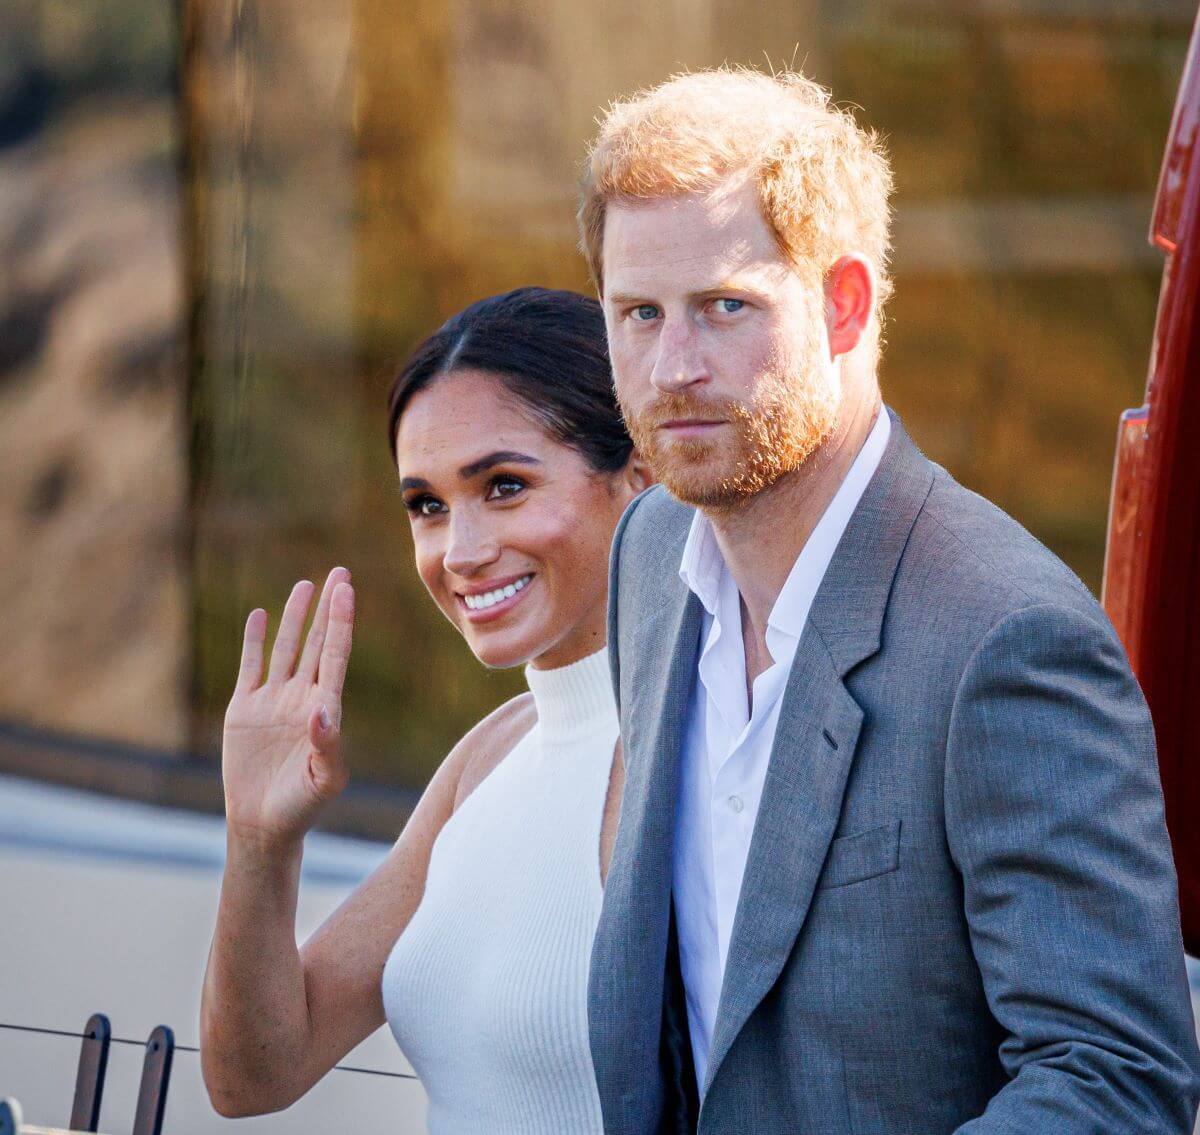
top-left (727, 794), bottom-right (744, 814)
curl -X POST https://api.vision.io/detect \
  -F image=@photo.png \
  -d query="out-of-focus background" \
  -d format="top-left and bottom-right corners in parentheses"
top-left (1, 0), bottom-right (1198, 1131)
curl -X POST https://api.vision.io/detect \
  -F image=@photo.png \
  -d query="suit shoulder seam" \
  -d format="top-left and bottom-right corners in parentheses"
top-left (919, 490), bottom-right (1040, 608)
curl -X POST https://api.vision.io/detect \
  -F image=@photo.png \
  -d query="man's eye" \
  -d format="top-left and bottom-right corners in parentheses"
top-left (713, 298), bottom-right (744, 314)
top-left (630, 304), bottom-right (660, 322)
top-left (486, 476), bottom-right (526, 501)
top-left (405, 495), bottom-right (445, 517)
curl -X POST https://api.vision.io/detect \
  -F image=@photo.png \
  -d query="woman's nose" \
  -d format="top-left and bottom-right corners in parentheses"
top-left (443, 516), bottom-right (501, 577)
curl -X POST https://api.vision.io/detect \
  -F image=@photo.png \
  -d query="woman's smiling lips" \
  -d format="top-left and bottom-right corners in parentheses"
top-left (455, 572), bottom-right (536, 624)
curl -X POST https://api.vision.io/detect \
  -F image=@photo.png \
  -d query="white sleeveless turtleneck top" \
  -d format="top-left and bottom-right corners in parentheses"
top-left (382, 646), bottom-right (618, 1134)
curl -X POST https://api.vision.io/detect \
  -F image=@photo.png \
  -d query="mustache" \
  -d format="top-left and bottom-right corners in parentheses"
top-left (632, 393), bottom-right (737, 428)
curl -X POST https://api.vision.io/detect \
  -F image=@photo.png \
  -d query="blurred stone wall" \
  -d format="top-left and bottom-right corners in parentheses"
top-left (316, 0), bottom-right (824, 783)
top-left (1, 0), bottom-right (1195, 802)
top-left (333, 0), bottom-right (1192, 786)
top-left (832, 2), bottom-right (1184, 573)
top-left (185, 0), bottom-right (363, 755)
top-left (0, 0), bottom-right (188, 748)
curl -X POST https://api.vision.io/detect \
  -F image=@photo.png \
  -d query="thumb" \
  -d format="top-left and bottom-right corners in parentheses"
top-left (309, 702), bottom-right (340, 754)
top-left (307, 704), bottom-right (347, 797)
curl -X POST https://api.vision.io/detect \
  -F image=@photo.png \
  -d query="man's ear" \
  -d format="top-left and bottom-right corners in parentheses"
top-left (621, 449), bottom-right (656, 496)
top-left (824, 254), bottom-right (875, 358)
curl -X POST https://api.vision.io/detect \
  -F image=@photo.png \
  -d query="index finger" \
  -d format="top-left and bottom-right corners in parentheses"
top-left (297, 566), bottom-right (351, 682)
top-left (317, 581), bottom-right (355, 697)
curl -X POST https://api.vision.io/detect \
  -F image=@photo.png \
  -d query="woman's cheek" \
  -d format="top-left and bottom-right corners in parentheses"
top-left (519, 500), bottom-right (574, 557)
top-left (413, 541), bottom-right (450, 614)
top-left (556, 497), bottom-right (613, 591)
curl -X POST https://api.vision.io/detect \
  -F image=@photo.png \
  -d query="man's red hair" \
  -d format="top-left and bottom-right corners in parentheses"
top-left (578, 66), bottom-right (895, 338)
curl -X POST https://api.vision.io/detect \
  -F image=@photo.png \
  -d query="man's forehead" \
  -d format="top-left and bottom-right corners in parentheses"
top-left (602, 189), bottom-right (783, 294)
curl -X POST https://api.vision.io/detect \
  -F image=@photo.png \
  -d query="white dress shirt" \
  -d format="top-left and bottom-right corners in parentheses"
top-left (672, 409), bottom-right (891, 1089)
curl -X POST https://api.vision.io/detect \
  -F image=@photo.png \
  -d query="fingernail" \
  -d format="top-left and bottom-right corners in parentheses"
top-left (318, 705), bottom-right (331, 730)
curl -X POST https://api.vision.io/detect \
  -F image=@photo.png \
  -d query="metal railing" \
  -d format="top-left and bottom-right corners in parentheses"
top-left (0, 1015), bottom-right (418, 1134)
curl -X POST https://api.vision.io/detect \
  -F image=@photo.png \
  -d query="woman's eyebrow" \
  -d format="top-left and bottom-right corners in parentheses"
top-left (458, 451), bottom-right (542, 479)
top-left (399, 452), bottom-right (542, 493)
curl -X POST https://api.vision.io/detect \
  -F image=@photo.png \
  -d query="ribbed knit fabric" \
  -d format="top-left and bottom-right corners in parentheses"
top-left (382, 646), bottom-right (618, 1134)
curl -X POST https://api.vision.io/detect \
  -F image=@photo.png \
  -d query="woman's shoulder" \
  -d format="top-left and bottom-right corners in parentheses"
top-left (381, 692), bottom-right (537, 868)
top-left (449, 691), bottom-right (538, 811)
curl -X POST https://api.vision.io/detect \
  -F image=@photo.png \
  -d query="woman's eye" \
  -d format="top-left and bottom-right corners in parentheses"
top-left (713, 298), bottom-right (744, 314)
top-left (405, 495), bottom-right (445, 517)
top-left (630, 304), bottom-right (660, 322)
top-left (487, 476), bottom-right (526, 501)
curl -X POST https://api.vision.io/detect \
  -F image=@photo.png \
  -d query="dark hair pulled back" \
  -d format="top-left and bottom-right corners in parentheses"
top-left (386, 287), bottom-right (632, 475)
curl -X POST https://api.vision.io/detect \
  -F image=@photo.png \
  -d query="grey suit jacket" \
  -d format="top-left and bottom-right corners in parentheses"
top-left (589, 410), bottom-right (1200, 1134)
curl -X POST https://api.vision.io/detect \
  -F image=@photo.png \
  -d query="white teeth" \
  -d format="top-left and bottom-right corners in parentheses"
top-left (464, 574), bottom-right (532, 611)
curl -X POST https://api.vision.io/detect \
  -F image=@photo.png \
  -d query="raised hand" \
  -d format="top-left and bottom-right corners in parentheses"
top-left (221, 567), bottom-right (356, 850)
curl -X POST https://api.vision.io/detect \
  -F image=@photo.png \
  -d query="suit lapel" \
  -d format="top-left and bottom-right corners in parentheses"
top-left (703, 634), bottom-right (863, 1093)
top-left (702, 411), bottom-right (935, 1095)
top-left (590, 581), bottom-right (703, 1128)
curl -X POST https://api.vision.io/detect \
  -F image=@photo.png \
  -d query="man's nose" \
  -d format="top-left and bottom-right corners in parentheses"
top-left (443, 514), bottom-right (501, 577)
top-left (650, 313), bottom-right (707, 394)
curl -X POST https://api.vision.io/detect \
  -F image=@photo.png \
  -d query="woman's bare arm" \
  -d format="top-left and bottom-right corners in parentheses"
top-left (199, 566), bottom-right (534, 1116)
top-left (200, 726), bottom-right (464, 1116)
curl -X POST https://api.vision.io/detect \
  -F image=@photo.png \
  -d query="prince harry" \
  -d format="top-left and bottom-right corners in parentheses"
top-left (582, 68), bottom-right (1200, 1132)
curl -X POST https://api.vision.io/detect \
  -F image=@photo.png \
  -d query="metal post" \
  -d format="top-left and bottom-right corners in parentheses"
top-left (130, 1026), bottom-right (173, 1135)
top-left (69, 1013), bottom-right (110, 1132)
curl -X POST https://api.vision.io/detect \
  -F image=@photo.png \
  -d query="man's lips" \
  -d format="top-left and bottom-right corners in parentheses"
top-left (657, 419), bottom-right (726, 438)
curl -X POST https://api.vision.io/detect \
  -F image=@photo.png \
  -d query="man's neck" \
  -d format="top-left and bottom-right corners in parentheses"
top-left (708, 391), bottom-right (882, 686)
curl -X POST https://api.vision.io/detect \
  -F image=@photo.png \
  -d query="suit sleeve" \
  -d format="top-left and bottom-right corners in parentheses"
top-left (945, 602), bottom-right (1200, 1134)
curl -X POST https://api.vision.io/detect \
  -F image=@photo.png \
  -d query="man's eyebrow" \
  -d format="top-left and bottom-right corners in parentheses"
top-left (606, 291), bottom-right (649, 307)
top-left (459, 451), bottom-right (542, 479)
top-left (606, 282), bottom-right (769, 308)
top-left (697, 280), bottom-right (771, 299)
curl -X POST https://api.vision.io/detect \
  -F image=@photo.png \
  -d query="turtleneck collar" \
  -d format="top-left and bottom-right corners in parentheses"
top-left (523, 645), bottom-right (617, 741)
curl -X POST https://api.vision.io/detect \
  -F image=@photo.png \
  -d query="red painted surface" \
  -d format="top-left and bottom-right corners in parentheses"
top-left (1102, 7), bottom-right (1200, 954)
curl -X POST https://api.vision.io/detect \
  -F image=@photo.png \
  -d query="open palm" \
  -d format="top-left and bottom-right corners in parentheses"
top-left (222, 567), bottom-right (356, 848)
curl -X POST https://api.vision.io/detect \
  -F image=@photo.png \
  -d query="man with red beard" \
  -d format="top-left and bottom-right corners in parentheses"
top-left (580, 67), bottom-right (1200, 1134)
